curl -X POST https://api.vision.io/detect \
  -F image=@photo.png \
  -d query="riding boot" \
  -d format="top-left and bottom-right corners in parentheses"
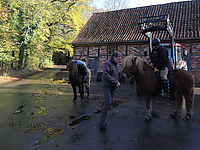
top-left (162, 80), bottom-right (170, 98)
top-left (159, 82), bottom-right (164, 97)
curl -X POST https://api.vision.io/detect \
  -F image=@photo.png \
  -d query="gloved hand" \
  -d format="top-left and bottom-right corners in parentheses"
top-left (154, 67), bottom-right (159, 72)
top-left (150, 63), bottom-right (154, 66)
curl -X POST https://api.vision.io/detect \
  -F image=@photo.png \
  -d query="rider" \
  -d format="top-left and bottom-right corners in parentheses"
top-left (151, 38), bottom-right (170, 98)
top-left (68, 59), bottom-right (89, 88)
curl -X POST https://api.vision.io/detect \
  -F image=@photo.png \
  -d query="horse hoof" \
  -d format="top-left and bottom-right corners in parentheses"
top-left (144, 115), bottom-right (151, 121)
top-left (81, 99), bottom-right (84, 102)
top-left (88, 96), bottom-right (90, 99)
top-left (73, 99), bottom-right (76, 103)
top-left (183, 115), bottom-right (191, 121)
top-left (169, 114), bottom-right (175, 119)
top-left (169, 111), bottom-right (178, 119)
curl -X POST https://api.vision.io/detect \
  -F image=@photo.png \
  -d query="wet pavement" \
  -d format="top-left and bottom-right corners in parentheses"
top-left (0, 65), bottom-right (200, 150)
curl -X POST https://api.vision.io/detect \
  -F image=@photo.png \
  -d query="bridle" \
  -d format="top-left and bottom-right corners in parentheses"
top-left (122, 59), bottom-right (135, 78)
top-left (122, 58), bottom-right (152, 78)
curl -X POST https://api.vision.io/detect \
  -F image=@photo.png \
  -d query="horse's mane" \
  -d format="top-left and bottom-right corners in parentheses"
top-left (69, 61), bottom-right (78, 77)
top-left (124, 55), bottom-right (148, 75)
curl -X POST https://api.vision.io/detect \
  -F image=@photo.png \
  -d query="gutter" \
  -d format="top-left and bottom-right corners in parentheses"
top-left (70, 40), bottom-right (148, 46)
top-left (70, 37), bottom-right (200, 46)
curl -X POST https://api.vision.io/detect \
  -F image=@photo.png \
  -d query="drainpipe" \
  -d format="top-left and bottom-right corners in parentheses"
top-left (71, 44), bottom-right (75, 60)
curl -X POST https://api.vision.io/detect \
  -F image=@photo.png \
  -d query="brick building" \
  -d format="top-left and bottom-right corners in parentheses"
top-left (70, 0), bottom-right (200, 85)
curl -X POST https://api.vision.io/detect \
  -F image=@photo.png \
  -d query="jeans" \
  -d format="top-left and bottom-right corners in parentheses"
top-left (100, 86), bottom-right (116, 123)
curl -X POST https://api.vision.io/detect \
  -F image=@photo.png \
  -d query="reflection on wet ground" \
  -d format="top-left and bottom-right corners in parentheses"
top-left (0, 66), bottom-right (110, 148)
top-left (0, 65), bottom-right (200, 150)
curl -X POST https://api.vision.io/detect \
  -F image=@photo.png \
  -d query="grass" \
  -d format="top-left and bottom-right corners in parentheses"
top-left (0, 68), bottom-right (47, 84)
top-left (0, 76), bottom-right (12, 84)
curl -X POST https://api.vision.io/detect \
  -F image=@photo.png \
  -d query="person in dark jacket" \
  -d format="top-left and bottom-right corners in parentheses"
top-left (151, 38), bottom-right (170, 98)
top-left (99, 51), bottom-right (122, 131)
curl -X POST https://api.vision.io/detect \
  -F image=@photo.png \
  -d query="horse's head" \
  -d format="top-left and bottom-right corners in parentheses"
top-left (122, 55), bottom-right (144, 78)
top-left (68, 61), bottom-right (78, 78)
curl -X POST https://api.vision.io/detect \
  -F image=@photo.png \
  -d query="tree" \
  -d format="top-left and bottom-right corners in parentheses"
top-left (0, 0), bottom-right (94, 70)
top-left (0, 1), bottom-right (15, 71)
top-left (103, 0), bottom-right (129, 11)
top-left (9, 0), bottom-right (39, 69)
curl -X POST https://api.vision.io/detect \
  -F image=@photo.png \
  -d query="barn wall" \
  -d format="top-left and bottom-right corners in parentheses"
top-left (73, 42), bottom-right (200, 85)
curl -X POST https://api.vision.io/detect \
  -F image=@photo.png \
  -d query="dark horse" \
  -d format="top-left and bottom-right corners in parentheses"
top-left (68, 61), bottom-right (91, 102)
top-left (122, 55), bottom-right (195, 121)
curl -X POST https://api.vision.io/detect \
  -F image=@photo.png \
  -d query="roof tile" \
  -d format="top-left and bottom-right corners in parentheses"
top-left (71, 0), bottom-right (200, 44)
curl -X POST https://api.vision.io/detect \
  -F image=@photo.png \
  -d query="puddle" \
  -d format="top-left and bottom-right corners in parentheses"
top-left (69, 98), bottom-right (126, 126)
top-left (69, 115), bottom-right (93, 126)
top-left (93, 109), bottom-right (102, 114)
top-left (13, 104), bottom-right (27, 114)
top-left (68, 115), bottom-right (75, 119)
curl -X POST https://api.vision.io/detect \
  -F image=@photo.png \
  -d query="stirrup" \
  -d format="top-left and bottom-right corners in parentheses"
top-left (162, 93), bottom-right (170, 98)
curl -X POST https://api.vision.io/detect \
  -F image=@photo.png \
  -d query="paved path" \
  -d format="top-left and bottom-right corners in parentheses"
top-left (0, 65), bottom-right (200, 150)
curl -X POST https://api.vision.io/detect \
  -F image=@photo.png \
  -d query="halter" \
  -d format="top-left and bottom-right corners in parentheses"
top-left (122, 59), bottom-right (135, 78)
top-left (123, 58), bottom-right (152, 78)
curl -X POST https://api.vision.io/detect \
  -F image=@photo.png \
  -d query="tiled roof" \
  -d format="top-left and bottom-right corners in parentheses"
top-left (71, 0), bottom-right (200, 45)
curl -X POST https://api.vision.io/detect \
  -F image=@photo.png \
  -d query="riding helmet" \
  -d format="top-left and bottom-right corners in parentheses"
top-left (152, 38), bottom-right (161, 47)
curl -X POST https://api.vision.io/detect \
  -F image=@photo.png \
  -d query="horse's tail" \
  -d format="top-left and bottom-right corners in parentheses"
top-left (87, 68), bottom-right (91, 85)
top-left (191, 80), bottom-right (195, 114)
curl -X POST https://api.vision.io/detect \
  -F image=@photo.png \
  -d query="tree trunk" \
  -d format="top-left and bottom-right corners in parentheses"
top-left (18, 43), bottom-right (25, 69)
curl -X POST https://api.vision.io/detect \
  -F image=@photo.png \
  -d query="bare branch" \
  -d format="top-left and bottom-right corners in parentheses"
top-left (103, 0), bottom-right (129, 11)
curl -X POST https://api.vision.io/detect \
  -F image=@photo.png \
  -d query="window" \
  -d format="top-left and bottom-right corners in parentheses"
top-left (108, 46), bottom-right (116, 55)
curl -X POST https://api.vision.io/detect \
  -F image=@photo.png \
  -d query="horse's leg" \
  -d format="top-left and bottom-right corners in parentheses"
top-left (82, 83), bottom-right (85, 101)
top-left (170, 90), bottom-right (182, 118)
top-left (143, 94), bottom-right (152, 120)
top-left (72, 86), bottom-right (77, 102)
top-left (87, 86), bottom-right (90, 98)
top-left (79, 84), bottom-right (84, 102)
top-left (182, 91), bottom-right (194, 121)
top-left (85, 84), bottom-right (90, 98)
top-left (87, 75), bottom-right (90, 98)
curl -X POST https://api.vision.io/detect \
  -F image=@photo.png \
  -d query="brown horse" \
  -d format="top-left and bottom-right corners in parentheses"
top-left (122, 55), bottom-right (195, 121)
top-left (68, 61), bottom-right (91, 102)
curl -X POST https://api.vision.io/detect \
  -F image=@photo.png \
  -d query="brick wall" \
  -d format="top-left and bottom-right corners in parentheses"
top-left (180, 43), bottom-right (200, 84)
top-left (74, 42), bottom-right (200, 84)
